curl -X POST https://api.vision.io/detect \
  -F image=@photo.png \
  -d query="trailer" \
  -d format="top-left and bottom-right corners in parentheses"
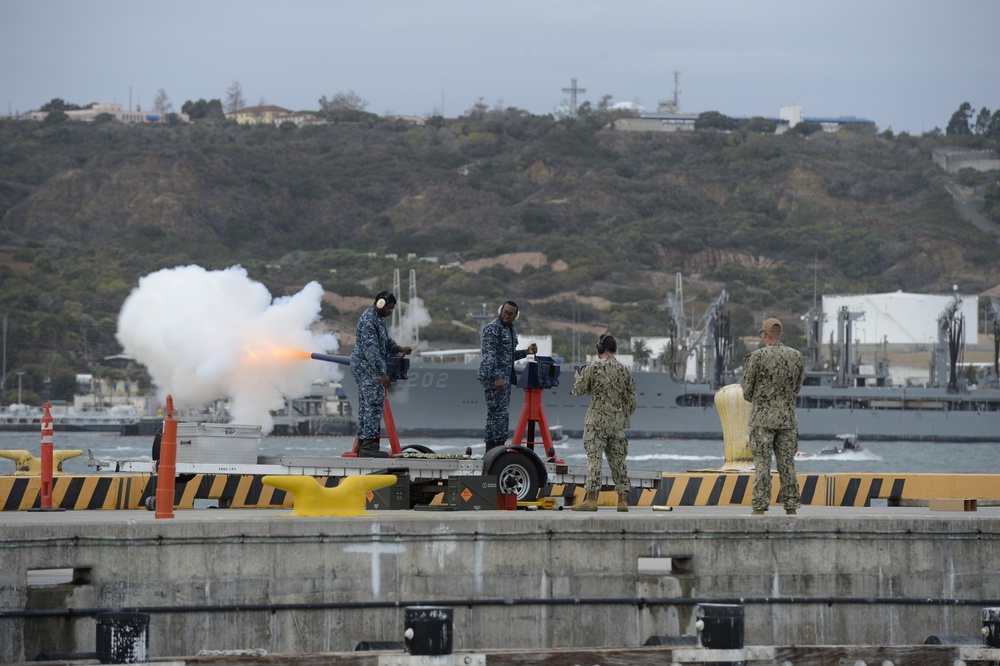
top-left (84, 423), bottom-right (662, 511)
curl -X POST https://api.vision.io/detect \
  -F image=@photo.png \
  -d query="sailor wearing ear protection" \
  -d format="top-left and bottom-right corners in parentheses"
top-left (350, 291), bottom-right (413, 458)
top-left (477, 300), bottom-right (538, 451)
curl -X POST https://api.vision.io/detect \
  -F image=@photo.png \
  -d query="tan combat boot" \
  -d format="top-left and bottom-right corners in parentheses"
top-left (572, 491), bottom-right (599, 512)
top-left (617, 492), bottom-right (629, 512)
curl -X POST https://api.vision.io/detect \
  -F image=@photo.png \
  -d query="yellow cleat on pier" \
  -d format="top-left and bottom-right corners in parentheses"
top-left (262, 474), bottom-right (398, 517)
top-left (0, 449), bottom-right (85, 476)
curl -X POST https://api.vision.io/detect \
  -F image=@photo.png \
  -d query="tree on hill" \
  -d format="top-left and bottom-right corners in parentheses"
top-left (40, 98), bottom-right (82, 113)
top-left (696, 111), bottom-right (738, 132)
top-left (319, 90), bottom-right (368, 113)
top-left (946, 102), bottom-right (973, 135)
top-left (594, 94), bottom-right (641, 126)
top-left (225, 80), bottom-right (246, 113)
top-left (39, 98), bottom-right (77, 123)
top-left (974, 107), bottom-right (993, 135)
top-left (790, 121), bottom-right (823, 136)
top-left (741, 116), bottom-right (778, 134)
top-left (318, 90), bottom-right (374, 123)
top-left (465, 97), bottom-right (489, 123)
top-left (153, 89), bottom-right (173, 115)
top-left (42, 108), bottom-right (68, 124)
top-left (987, 110), bottom-right (1000, 138)
top-left (181, 98), bottom-right (225, 120)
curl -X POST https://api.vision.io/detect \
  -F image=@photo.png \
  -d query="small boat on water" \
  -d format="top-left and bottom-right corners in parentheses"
top-left (796, 433), bottom-right (862, 459)
top-left (548, 425), bottom-right (569, 446)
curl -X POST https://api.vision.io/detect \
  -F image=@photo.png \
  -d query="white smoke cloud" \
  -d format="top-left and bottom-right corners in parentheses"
top-left (390, 296), bottom-right (432, 349)
top-left (116, 265), bottom-right (339, 433)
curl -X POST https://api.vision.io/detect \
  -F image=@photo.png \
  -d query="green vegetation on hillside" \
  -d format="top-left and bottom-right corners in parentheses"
top-left (1, 102), bottom-right (998, 403)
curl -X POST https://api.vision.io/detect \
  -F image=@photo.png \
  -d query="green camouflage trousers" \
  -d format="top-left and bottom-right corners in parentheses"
top-left (582, 427), bottom-right (630, 494)
top-left (749, 426), bottom-right (800, 511)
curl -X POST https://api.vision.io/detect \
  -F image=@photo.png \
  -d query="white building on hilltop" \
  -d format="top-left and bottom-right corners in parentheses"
top-left (23, 103), bottom-right (189, 124)
top-left (614, 103), bottom-right (873, 134)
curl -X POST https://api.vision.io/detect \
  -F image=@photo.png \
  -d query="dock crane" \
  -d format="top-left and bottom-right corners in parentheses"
top-left (665, 274), bottom-right (731, 387)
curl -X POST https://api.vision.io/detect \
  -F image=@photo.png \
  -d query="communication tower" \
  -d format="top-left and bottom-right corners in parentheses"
top-left (658, 70), bottom-right (682, 115)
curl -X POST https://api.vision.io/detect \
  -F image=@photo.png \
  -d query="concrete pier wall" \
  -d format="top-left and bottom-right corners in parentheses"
top-left (1, 508), bottom-right (998, 662)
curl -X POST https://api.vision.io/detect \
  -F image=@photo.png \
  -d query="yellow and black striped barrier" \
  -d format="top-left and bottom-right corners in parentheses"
top-left (551, 472), bottom-right (1000, 509)
top-left (3, 472), bottom-right (1000, 511)
top-left (0, 473), bottom-right (295, 511)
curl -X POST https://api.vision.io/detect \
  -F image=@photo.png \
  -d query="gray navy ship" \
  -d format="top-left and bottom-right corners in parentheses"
top-left (340, 287), bottom-right (1000, 443)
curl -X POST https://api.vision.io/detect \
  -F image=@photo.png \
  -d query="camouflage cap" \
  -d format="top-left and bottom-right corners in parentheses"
top-left (760, 317), bottom-right (782, 334)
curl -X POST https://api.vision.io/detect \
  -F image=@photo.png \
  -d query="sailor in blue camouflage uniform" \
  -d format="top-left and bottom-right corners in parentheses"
top-left (570, 334), bottom-right (637, 512)
top-left (477, 300), bottom-right (537, 451)
top-left (741, 317), bottom-right (805, 515)
top-left (350, 291), bottom-right (412, 458)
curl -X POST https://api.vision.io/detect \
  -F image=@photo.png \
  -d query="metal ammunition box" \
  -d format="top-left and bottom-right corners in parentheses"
top-left (366, 475), bottom-right (411, 510)
top-left (447, 475), bottom-right (498, 511)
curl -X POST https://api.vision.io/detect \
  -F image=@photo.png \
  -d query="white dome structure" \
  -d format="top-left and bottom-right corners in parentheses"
top-left (611, 101), bottom-right (645, 113)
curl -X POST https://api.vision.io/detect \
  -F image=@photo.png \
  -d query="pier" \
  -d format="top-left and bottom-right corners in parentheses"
top-left (3, 504), bottom-right (1000, 662)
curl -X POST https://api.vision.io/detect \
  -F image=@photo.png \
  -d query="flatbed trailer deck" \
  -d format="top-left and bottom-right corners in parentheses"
top-left (96, 446), bottom-right (662, 510)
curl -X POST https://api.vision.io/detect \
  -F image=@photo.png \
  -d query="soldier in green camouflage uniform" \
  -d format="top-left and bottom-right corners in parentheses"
top-left (741, 318), bottom-right (805, 515)
top-left (570, 334), bottom-right (637, 512)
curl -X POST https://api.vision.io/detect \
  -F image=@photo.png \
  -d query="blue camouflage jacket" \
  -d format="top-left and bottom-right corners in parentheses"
top-left (350, 306), bottom-right (401, 380)
top-left (477, 317), bottom-right (527, 387)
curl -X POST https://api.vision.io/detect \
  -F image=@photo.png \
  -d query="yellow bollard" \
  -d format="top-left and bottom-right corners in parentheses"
top-left (262, 474), bottom-right (398, 516)
top-left (0, 449), bottom-right (85, 475)
top-left (713, 383), bottom-right (754, 472)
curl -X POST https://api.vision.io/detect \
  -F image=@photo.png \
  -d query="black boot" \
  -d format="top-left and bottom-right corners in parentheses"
top-left (357, 438), bottom-right (388, 458)
top-left (484, 440), bottom-right (503, 453)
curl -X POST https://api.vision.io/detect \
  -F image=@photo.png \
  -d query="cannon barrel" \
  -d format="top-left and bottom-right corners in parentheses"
top-left (310, 352), bottom-right (409, 381)
top-left (310, 352), bottom-right (351, 366)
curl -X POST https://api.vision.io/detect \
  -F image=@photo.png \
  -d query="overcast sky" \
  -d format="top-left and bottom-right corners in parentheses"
top-left (3, 0), bottom-right (998, 134)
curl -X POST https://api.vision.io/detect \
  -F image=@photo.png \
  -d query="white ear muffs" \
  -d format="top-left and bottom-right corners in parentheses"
top-left (498, 304), bottom-right (519, 320)
top-left (376, 297), bottom-right (387, 309)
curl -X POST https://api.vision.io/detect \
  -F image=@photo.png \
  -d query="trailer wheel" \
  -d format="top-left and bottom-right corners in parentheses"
top-left (401, 444), bottom-right (434, 454)
top-left (489, 452), bottom-right (540, 501)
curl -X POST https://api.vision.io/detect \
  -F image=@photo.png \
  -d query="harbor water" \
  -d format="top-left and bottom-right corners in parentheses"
top-left (0, 430), bottom-right (997, 476)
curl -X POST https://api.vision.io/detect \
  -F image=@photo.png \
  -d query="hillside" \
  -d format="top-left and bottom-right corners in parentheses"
top-left (1, 113), bottom-right (998, 402)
